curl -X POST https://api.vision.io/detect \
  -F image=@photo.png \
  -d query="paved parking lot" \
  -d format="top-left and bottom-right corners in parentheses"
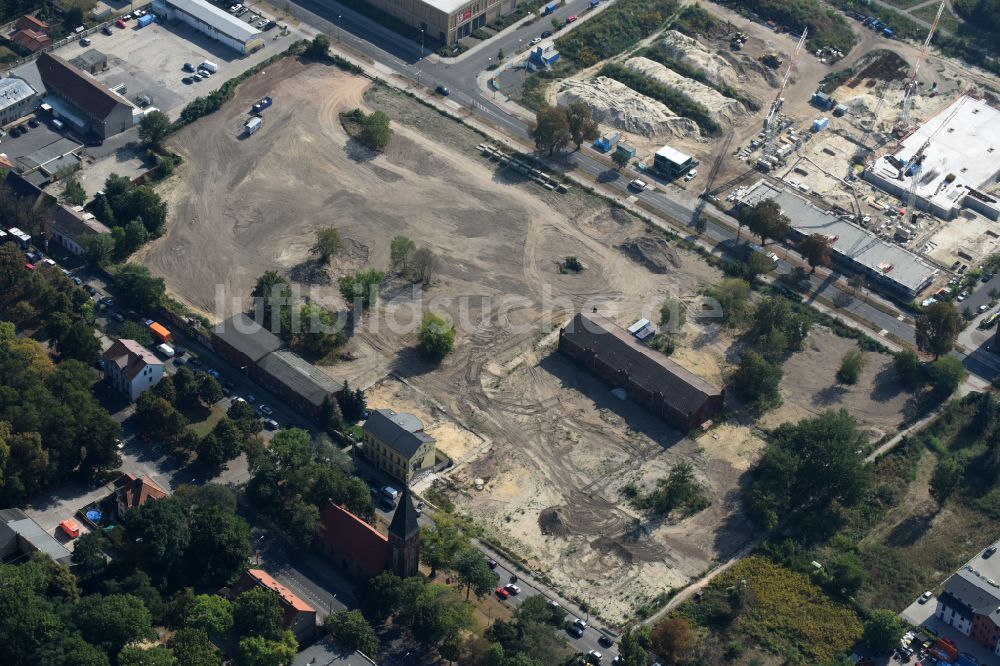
top-left (12, 11), bottom-right (307, 119)
top-left (0, 119), bottom-right (76, 161)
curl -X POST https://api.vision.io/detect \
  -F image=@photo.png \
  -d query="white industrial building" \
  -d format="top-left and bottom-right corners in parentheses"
top-left (865, 95), bottom-right (1000, 221)
top-left (152, 0), bottom-right (264, 54)
top-left (0, 76), bottom-right (38, 126)
top-left (737, 180), bottom-right (938, 298)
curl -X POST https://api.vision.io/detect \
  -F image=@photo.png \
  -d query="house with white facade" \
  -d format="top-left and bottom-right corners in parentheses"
top-left (935, 541), bottom-right (1000, 653)
top-left (101, 339), bottom-right (163, 402)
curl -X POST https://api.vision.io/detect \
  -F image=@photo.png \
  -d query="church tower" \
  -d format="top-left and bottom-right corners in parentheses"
top-left (388, 488), bottom-right (421, 577)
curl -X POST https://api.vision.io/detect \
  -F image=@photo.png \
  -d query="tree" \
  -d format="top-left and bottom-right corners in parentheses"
top-left (306, 33), bottom-right (331, 59)
top-left (453, 548), bottom-right (496, 600)
top-left (186, 594), bottom-right (234, 636)
top-left (650, 617), bottom-right (693, 665)
top-left (863, 609), bottom-right (905, 654)
top-left (114, 264), bottom-right (166, 312)
top-left (38, 635), bottom-right (110, 666)
top-left (738, 199), bottom-right (790, 245)
top-left (916, 301), bottom-right (961, 358)
top-left (325, 610), bottom-right (379, 656)
top-left (497, 47), bottom-right (505, 61)
top-left (234, 588), bottom-right (284, 640)
top-left (531, 105), bottom-right (571, 156)
top-left (63, 175), bottom-right (87, 206)
top-left (359, 572), bottom-right (403, 623)
top-left (390, 236), bottom-right (416, 272)
top-left (751, 296), bottom-right (810, 355)
top-left (826, 551), bottom-right (866, 598)
top-left (565, 100), bottom-right (599, 149)
top-left (928, 355), bottom-right (967, 396)
top-left (72, 530), bottom-right (110, 584)
top-left (76, 594), bottom-right (155, 656)
top-left (704, 278), bottom-right (751, 326)
top-left (744, 250), bottom-right (776, 282)
top-left (895, 349), bottom-right (923, 386)
top-left (612, 150), bottom-right (630, 170)
top-left (361, 111), bottom-right (392, 152)
top-left (799, 233), bottom-right (832, 273)
top-left (83, 234), bottom-right (116, 267)
top-left (63, 5), bottom-right (84, 30)
top-left (168, 627), bottom-right (221, 666)
top-left (420, 513), bottom-right (468, 576)
top-left (407, 247), bottom-right (436, 285)
top-left (638, 462), bottom-right (709, 516)
top-left (229, 400), bottom-right (264, 438)
top-left (236, 632), bottom-right (297, 666)
top-left (338, 269), bottom-right (385, 310)
top-left (119, 646), bottom-right (175, 665)
top-left (747, 409), bottom-right (869, 530)
top-left (618, 627), bottom-right (652, 666)
top-left (399, 579), bottom-right (474, 649)
top-left (311, 227), bottom-right (342, 263)
top-left (930, 456), bottom-right (963, 507)
top-left (139, 111), bottom-right (171, 147)
top-left (838, 349), bottom-right (866, 385)
top-left (418, 311), bottom-right (456, 362)
top-left (733, 351), bottom-right (783, 411)
top-left (58, 321), bottom-right (101, 364)
top-left (338, 382), bottom-right (367, 423)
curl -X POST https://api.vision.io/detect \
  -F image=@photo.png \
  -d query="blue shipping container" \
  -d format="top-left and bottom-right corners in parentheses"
top-left (137, 14), bottom-right (154, 27)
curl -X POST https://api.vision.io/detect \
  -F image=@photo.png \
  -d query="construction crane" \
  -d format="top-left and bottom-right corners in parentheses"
top-left (902, 96), bottom-right (964, 215)
top-left (762, 29), bottom-right (807, 162)
top-left (898, 0), bottom-right (947, 132)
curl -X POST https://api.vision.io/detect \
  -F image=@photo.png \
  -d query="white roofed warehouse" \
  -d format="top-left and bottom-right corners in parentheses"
top-left (864, 95), bottom-right (1000, 221)
top-left (0, 76), bottom-right (38, 126)
top-left (152, 0), bottom-right (265, 54)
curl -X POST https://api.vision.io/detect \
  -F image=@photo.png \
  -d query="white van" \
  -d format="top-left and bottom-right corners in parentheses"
top-left (156, 343), bottom-right (175, 357)
top-left (200, 60), bottom-right (219, 73)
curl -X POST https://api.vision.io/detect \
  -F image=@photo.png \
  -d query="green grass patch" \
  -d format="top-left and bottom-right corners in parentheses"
top-left (695, 556), bottom-right (863, 663)
top-left (912, 1), bottom-right (962, 31)
top-left (554, 0), bottom-right (680, 70)
top-left (598, 62), bottom-right (720, 136)
top-left (188, 404), bottom-right (228, 438)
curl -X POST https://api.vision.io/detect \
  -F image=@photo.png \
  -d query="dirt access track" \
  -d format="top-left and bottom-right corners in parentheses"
top-left (140, 58), bottom-right (761, 621)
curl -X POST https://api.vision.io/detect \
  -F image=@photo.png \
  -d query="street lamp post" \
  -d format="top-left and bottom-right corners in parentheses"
top-left (337, 14), bottom-right (342, 42)
top-left (420, 28), bottom-right (425, 58)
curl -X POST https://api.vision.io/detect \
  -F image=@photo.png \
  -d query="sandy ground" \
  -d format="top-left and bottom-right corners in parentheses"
top-left (759, 327), bottom-right (914, 439)
top-left (142, 59), bottom-right (759, 621)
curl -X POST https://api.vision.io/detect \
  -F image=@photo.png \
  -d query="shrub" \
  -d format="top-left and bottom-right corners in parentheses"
top-left (555, 0), bottom-right (679, 69)
top-left (598, 62), bottom-right (720, 136)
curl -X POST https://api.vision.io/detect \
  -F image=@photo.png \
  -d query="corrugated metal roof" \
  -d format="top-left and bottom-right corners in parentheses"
top-left (160, 0), bottom-right (261, 43)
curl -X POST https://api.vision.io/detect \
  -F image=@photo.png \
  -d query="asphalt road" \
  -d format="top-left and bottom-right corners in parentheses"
top-left (476, 541), bottom-right (620, 660)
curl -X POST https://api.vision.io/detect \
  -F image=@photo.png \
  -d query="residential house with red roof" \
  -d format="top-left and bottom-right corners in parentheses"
top-left (101, 339), bottom-right (164, 401)
top-left (231, 569), bottom-right (317, 640)
top-left (11, 28), bottom-right (50, 53)
top-left (114, 473), bottom-right (168, 517)
top-left (15, 15), bottom-right (50, 33)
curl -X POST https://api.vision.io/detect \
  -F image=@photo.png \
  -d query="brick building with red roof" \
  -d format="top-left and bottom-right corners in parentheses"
top-left (317, 489), bottom-right (421, 579)
top-left (231, 569), bottom-right (317, 640)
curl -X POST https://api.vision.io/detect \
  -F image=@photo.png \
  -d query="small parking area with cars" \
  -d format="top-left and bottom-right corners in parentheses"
top-left (16, 10), bottom-right (306, 119)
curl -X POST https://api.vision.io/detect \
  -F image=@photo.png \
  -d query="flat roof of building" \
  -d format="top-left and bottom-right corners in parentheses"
top-left (655, 145), bottom-right (693, 165)
top-left (211, 313), bottom-right (282, 363)
top-left (16, 137), bottom-right (82, 172)
top-left (738, 180), bottom-right (938, 294)
top-left (868, 96), bottom-right (1000, 210)
top-left (420, 0), bottom-right (472, 16)
top-left (0, 76), bottom-right (36, 111)
top-left (160, 0), bottom-right (262, 43)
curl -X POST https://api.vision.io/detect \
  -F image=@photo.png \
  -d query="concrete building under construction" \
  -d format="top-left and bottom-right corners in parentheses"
top-left (864, 95), bottom-right (1000, 221)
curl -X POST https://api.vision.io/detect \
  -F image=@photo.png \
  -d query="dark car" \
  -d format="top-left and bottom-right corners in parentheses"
top-left (9, 126), bottom-right (21, 137)
top-left (102, 25), bottom-right (113, 35)
top-left (182, 77), bottom-right (193, 84)
top-left (435, 85), bottom-right (450, 96)
top-left (99, 296), bottom-right (114, 307)
top-left (597, 636), bottom-right (614, 648)
top-left (84, 285), bottom-right (96, 295)
top-left (183, 62), bottom-right (196, 72)
top-left (541, 30), bottom-right (552, 37)
top-left (28, 118), bottom-right (39, 128)
top-left (567, 625), bottom-right (584, 638)
top-left (486, 558), bottom-right (498, 569)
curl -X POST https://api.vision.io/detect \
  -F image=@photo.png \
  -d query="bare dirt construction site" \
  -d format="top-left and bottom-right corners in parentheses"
top-left (138, 56), bottom-right (771, 621)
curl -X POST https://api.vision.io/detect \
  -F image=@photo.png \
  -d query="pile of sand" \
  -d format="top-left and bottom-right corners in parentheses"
top-left (617, 235), bottom-right (682, 273)
top-left (557, 77), bottom-right (699, 138)
top-left (625, 57), bottom-right (748, 125)
top-left (658, 30), bottom-right (744, 90)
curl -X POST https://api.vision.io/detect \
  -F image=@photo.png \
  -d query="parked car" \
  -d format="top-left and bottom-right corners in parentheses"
top-left (684, 168), bottom-right (698, 181)
top-left (568, 625), bottom-right (584, 638)
top-left (486, 558), bottom-right (498, 569)
top-left (504, 583), bottom-right (521, 595)
top-left (495, 587), bottom-right (510, 599)
top-left (986, 545), bottom-right (998, 558)
top-left (102, 25), bottom-right (113, 35)
top-left (182, 77), bottom-right (193, 84)
top-left (206, 369), bottom-right (220, 379)
top-left (567, 14), bottom-right (578, 22)
top-left (116, 18), bottom-right (126, 28)
top-left (540, 30), bottom-right (552, 37)
top-left (28, 118), bottom-right (39, 128)
top-left (264, 419), bottom-right (280, 431)
top-left (529, 36), bottom-right (541, 45)
top-left (183, 62), bottom-right (196, 72)
top-left (80, 37), bottom-right (91, 46)
top-left (598, 636), bottom-right (614, 648)
top-left (111, 311), bottom-right (125, 323)
top-left (257, 404), bottom-right (274, 416)
top-left (59, 519), bottom-right (81, 538)
top-left (628, 178), bottom-right (647, 192)
top-left (980, 304), bottom-right (990, 313)
top-left (435, 85), bottom-right (449, 95)
top-left (191, 73), bottom-right (202, 82)
top-left (919, 591), bottom-right (933, 604)
top-left (587, 651), bottom-right (602, 664)
top-left (574, 619), bottom-right (588, 630)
